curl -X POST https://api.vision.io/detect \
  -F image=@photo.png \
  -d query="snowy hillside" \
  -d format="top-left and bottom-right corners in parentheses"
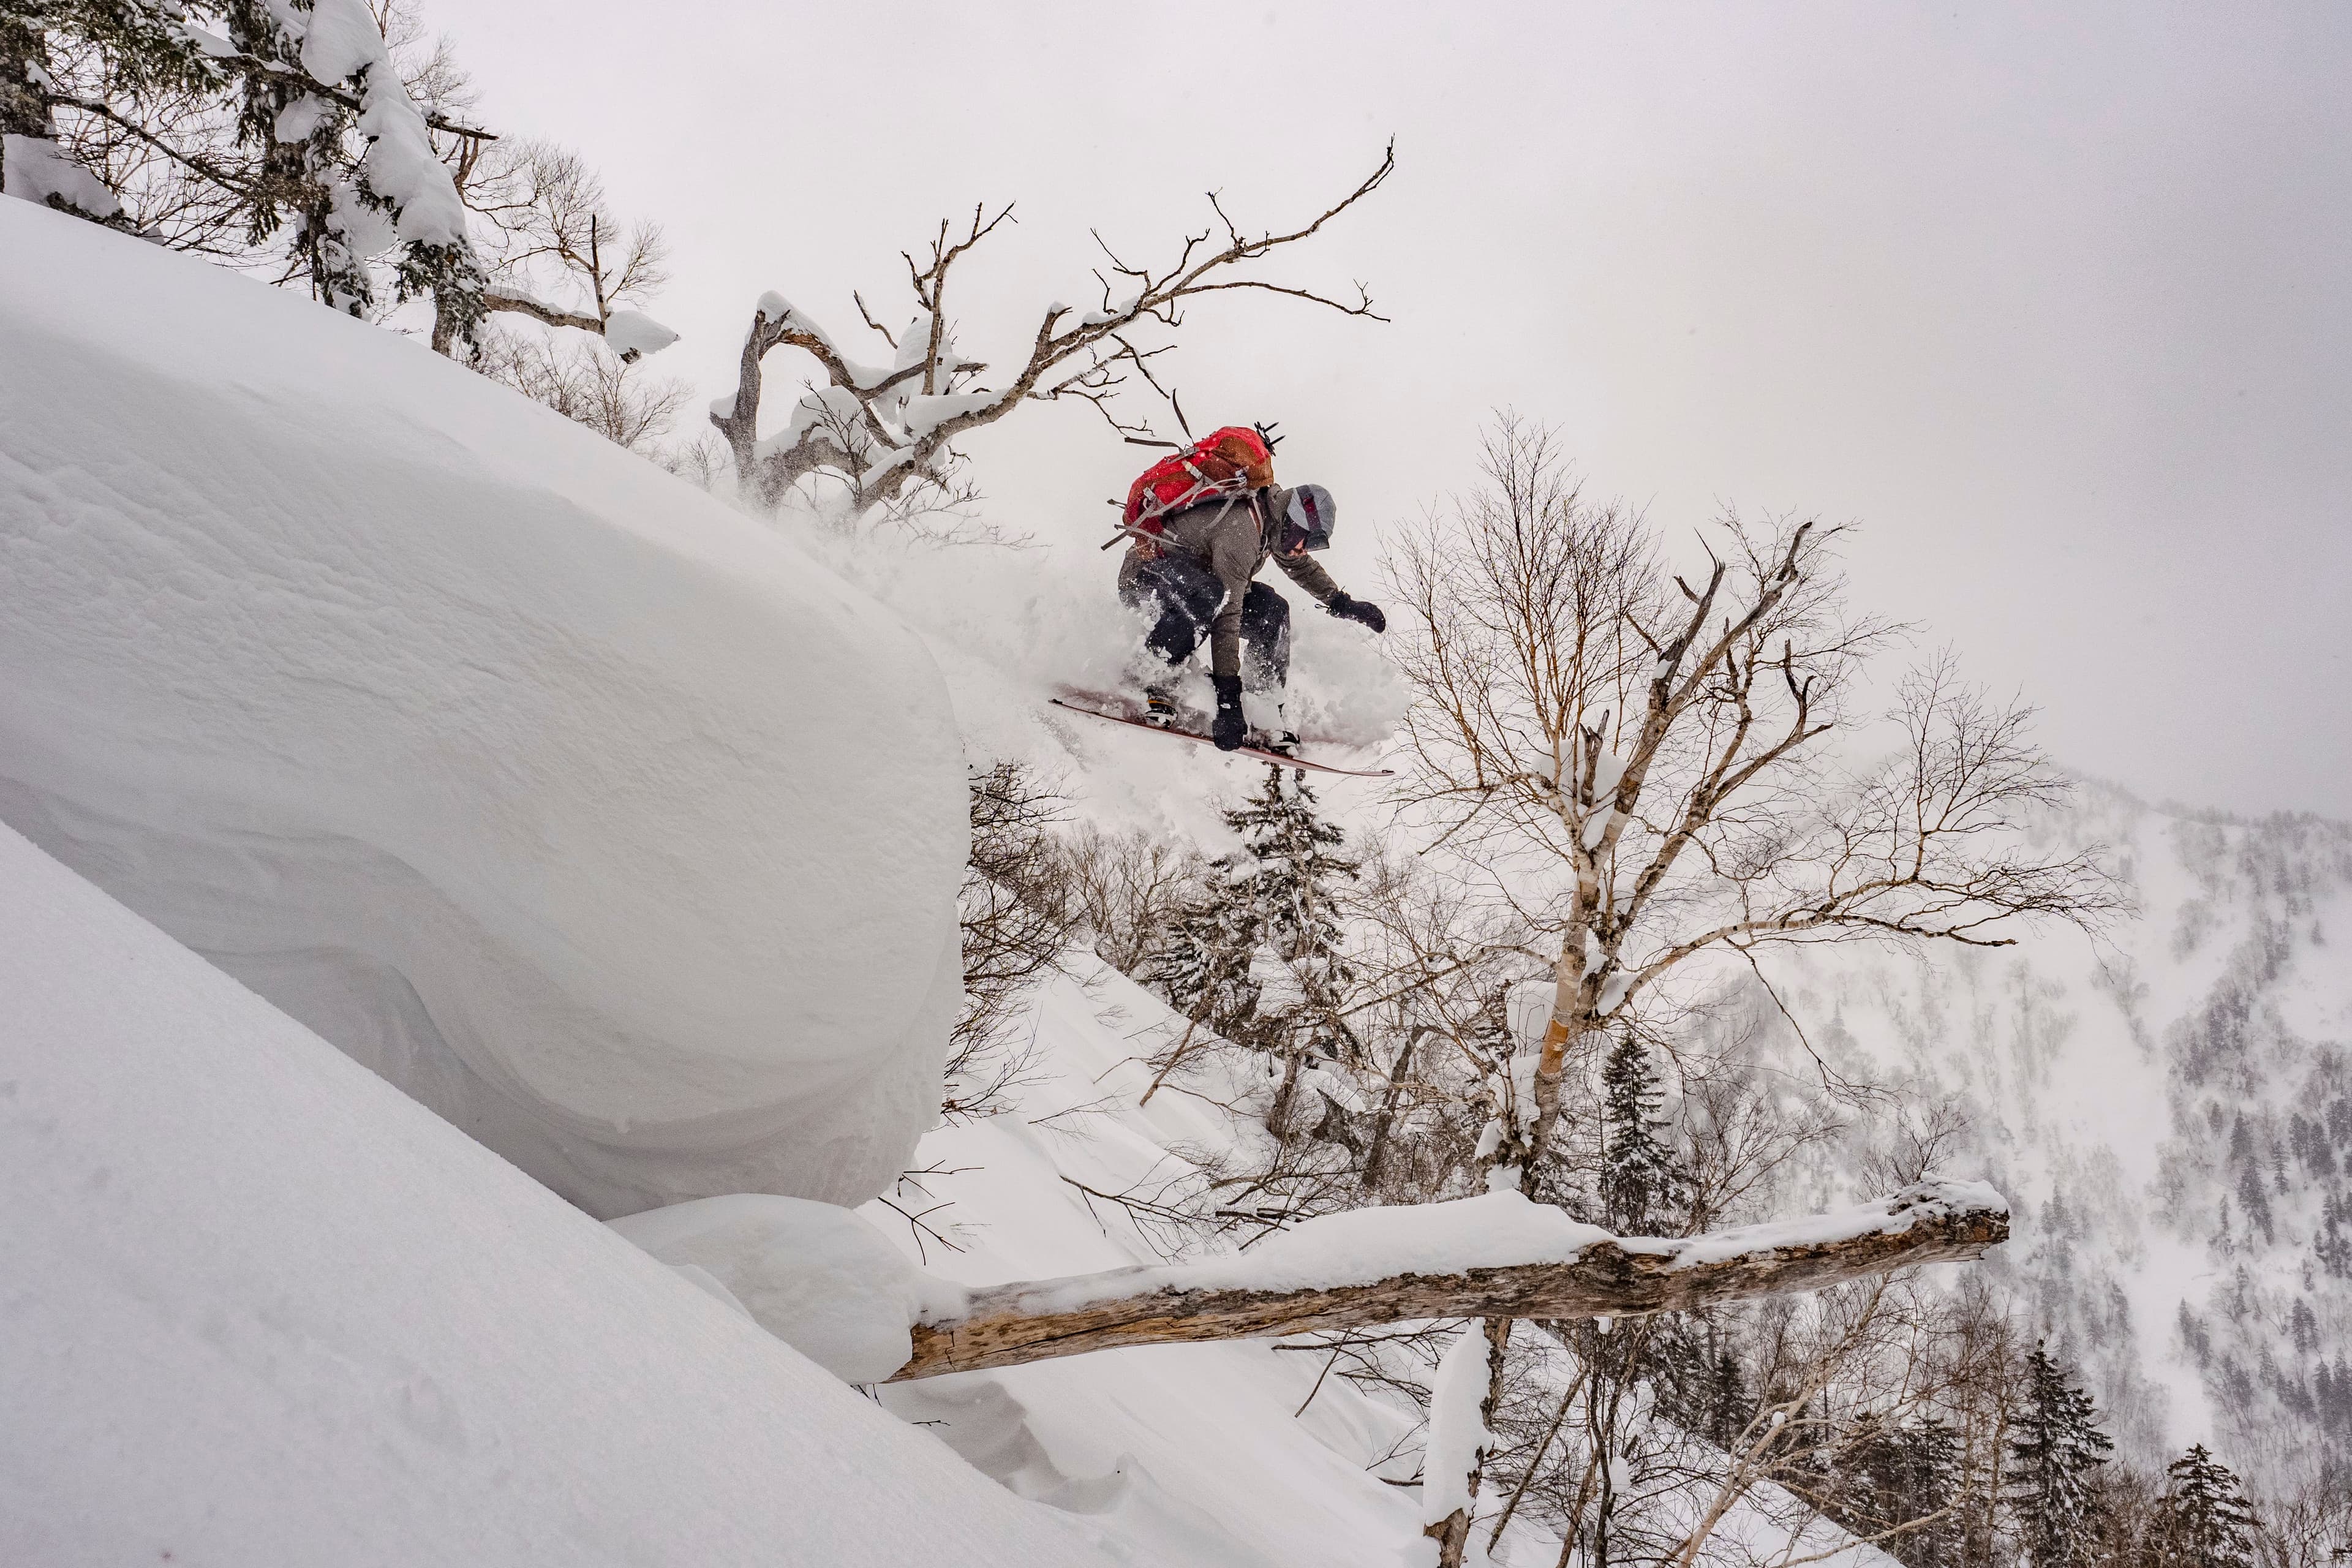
top-left (1741, 786), bottom-right (2352, 1485)
top-left (801, 503), bottom-right (2352, 1535)
top-left (9, 175), bottom-right (2341, 1566)
top-left (853, 960), bottom-right (1903, 1568)
top-left (0, 199), bottom-right (965, 1218)
top-left (0, 821), bottom-right (1134, 1567)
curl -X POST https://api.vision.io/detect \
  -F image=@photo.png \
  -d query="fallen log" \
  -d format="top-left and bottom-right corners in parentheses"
top-left (889, 1180), bottom-right (2006, 1382)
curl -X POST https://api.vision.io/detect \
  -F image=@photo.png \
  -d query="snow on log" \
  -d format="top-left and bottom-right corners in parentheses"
top-left (889, 1182), bottom-right (2007, 1381)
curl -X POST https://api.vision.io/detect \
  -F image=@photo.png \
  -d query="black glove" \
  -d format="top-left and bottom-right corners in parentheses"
top-left (1210, 673), bottom-right (1248, 752)
top-left (1326, 591), bottom-right (1387, 634)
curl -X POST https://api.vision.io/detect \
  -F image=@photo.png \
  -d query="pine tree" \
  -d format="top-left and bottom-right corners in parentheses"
top-left (1221, 765), bottom-right (1358, 1025)
top-left (1834, 1414), bottom-right (1962, 1568)
top-left (2005, 1342), bottom-right (2115, 1568)
top-left (1147, 766), bottom-right (1359, 1131)
top-left (2149, 1445), bottom-right (2257, 1568)
top-left (1597, 1034), bottom-right (1687, 1234)
top-left (1143, 873), bottom-right (1263, 1049)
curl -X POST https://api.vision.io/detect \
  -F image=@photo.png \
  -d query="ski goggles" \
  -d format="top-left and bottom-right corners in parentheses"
top-left (1280, 484), bottom-right (1336, 554)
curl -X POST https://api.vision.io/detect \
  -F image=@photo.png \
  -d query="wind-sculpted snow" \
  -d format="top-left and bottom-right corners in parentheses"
top-left (0, 824), bottom-right (1132, 1567)
top-left (611, 1194), bottom-right (970, 1382)
top-left (0, 202), bottom-right (967, 1216)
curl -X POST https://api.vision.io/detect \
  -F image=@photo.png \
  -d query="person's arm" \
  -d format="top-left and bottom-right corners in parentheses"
top-left (1273, 549), bottom-right (1386, 633)
top-left (1273, 549), bottom-right (1340, 605)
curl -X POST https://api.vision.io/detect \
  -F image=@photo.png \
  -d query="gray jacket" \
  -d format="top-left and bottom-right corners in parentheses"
top-left (1118, 486), bottom-right (1340, 679)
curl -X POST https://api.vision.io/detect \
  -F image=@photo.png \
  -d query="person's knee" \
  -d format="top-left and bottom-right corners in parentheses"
top-left (1241, 583), bottom-right (1290, 635)
top-left (1145, 611), bottom-right (1199, 666)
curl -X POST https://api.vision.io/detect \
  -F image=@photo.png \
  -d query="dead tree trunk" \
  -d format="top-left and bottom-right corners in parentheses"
top-left (889, 1182), bottom-right (2005, 1382)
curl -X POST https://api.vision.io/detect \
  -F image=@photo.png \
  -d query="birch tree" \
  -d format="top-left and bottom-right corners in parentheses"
top-left (1384, 415), bottom-right (2118, 1564)
top-left (1387, 415), bottom-right (2119, 1186)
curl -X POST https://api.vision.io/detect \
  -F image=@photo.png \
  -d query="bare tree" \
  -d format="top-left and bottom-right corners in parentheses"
top-left (710, 145), bottom-right (1394, 516)
top-left (1386, 415), bottom-right (2120, 1183)
top-left (451, 136), bottom-right (671, 356)
top-left (1048, 823), bottom-right (1207, 977)
top-left (468, 328), bottom-right (689, 453)
top-left (2255, 1479), bottom-right (2352, 1568)
top-left (1379, 415), bottom-right (2120, 1566)
top-left (944, 761), bottom-right (1087, 1121)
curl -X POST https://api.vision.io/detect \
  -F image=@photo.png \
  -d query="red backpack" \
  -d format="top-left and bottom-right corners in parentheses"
top-left (1120, 426), bottom-right (1276, 537)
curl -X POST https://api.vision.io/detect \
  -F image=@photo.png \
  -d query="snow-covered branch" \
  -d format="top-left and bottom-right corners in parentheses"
top-left (887, 1180), bottom-right (2007, 1382)
top-left (713, 142), bottom-right (1393, 515)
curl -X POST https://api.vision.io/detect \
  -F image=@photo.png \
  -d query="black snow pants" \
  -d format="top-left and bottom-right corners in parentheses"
top-left (1120, 552), bottom-right (1291, 690)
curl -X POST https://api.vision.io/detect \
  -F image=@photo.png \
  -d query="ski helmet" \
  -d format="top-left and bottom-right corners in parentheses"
top-left (1282, 484), bottom-right (1336, 553)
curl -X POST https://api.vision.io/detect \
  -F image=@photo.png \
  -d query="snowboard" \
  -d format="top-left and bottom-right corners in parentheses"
top-left (1049, 691), bottom-right (1395, 778)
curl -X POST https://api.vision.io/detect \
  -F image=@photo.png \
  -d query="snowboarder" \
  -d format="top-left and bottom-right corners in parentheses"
top-left (1113, 425), bottom-right (1387, 754)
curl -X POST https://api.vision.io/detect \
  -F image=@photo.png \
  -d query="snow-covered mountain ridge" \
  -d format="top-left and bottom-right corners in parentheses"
top-left (1741, 785), bottom-right (2352, 1484)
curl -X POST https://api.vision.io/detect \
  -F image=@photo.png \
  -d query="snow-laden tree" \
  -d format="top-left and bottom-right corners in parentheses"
top-left (1229, 766), bottom-right (1363, 1131)
top-left (1144, 872), bottom-right (1265, 1058)
top-left (1144, 764), bottom-right (1362, 1136)
top-left (1596, 1034), bottom-right (1688, 1235)
top-left (7, 0), bottom-right (486, 336)
top-left (709, 146), bottom-right (1393, 518)
top-left (2149, 1444), bottom-right (2259, 1568)
top-left (10, 0), bottom-right (688, 383)
top-left (2004, 1342), bottom-right (2114, 1568)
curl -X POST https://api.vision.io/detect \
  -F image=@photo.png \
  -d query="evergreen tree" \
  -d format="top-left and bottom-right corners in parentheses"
top-left (8, 1), bottom-right (484, 336)
top-left (1145, 769), bottom-right (1358, 1032)
top-left (1649, 1325), bottom-right (1756, 1449)
top-left (2149, 1445), bottom-right (2257, 1568)
top-left (1833, 1414), bottom-right (1962, 1568)
top-left (1147, 766), bottom-right (1359, 1131)
top-left (1143, 872), bottom-right (1263, 1048)
top-left (2005, 1342), bottom-right (2115, 1568)
top-left (1597, 1033), bottom-right (1687, 1234)
top-left (1221, 764), bottom-right (1359, 1036)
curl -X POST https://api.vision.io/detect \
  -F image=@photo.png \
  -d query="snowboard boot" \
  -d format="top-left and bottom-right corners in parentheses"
top-left (1142, 682), bottom-right (1180, 728)
top-left (1260, 696), bottom-right (1300, 757)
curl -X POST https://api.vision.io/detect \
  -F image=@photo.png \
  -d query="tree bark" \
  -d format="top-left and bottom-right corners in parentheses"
top-left (889, 1183), bottom-right (2005, 1382)
top-left (1360, 1026), bottom-right (1422, 1191)
top-left (1, 13), bottom-right (53, 155)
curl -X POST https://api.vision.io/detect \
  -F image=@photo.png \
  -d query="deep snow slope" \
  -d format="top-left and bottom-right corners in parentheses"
top-left (0, 200), bottom-right (965, 1217)
top-left (865, 963), bottom-right (1429, 1568)
top-left (0, 822), bottom-right (1139, 1568)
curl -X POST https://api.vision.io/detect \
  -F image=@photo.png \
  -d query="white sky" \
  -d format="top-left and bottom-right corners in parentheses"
top-left (443, 0), bottom-right (2351, 817)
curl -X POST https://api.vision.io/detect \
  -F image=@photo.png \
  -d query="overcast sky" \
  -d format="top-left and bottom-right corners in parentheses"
top-left (445, 1), bottom-right (2350, 818)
